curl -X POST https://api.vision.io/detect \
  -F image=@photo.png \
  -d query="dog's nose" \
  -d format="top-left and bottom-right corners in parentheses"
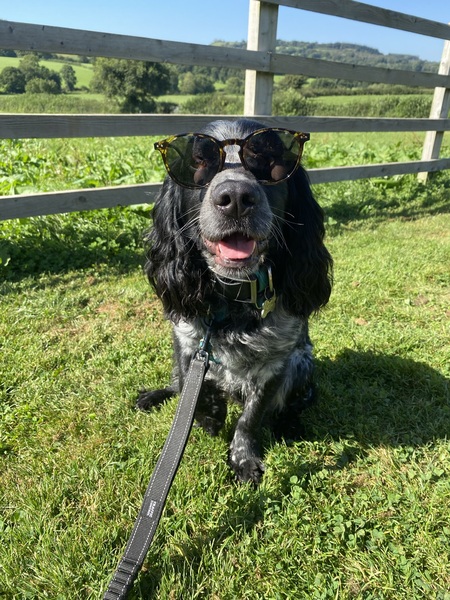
top-left (213, 182), bottom-right (257, 218)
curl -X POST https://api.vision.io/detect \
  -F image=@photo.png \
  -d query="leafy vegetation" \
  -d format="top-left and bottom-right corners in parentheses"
top-left (0, 134), bottom-right (449, 598)
top-left (90, 59), bottom-right (172, 113)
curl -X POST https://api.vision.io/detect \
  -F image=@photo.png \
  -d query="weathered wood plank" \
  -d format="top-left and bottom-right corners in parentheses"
top-left (262, 116), bottom-right (450, 133)
top-left (2, 114), bottom-right (450, 140)
top-left (0, 20), bottom-right (268, 71)
top-left (419, 35), bottom-right (450, 182)
top-left (272, 53), bottom-right (450, 88)
top-left (244, 1), bottom-right (278, 115)
top-left (2, 159), bottom-right (449, 220)
top-left (0, 114), bottom-right (239, 139)
top-left (1, 19), bottom-right (448, 90)
top-left (0, 184), bottom-right (161, 220)
top-left (267, 0), bottom-right (450, 41)
top-left (308, 158), bottom-right (450, 184)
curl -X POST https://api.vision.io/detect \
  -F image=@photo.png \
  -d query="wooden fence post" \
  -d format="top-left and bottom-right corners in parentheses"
top-left (244, 0), bottom-right (279, 116)
top-left (418, 30), bottom-right (450, 182)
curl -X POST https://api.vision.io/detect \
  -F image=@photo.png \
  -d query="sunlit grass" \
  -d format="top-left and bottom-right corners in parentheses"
top-left (0, 140), bottom-right (449, 598)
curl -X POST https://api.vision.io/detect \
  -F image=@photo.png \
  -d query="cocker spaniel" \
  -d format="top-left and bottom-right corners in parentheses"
top-left (137, 119), bottom-right (332, 484)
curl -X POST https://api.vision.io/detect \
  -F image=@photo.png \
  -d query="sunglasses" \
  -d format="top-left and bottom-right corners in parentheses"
top-left (154, 128), bottom-right (310, 189)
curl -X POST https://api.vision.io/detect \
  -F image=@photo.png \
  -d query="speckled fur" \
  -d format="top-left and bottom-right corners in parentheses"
top-left (137, 119), bottom-right (332, 484)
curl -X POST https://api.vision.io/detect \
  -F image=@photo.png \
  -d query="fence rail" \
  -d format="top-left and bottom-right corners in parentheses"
top-left (266, 0), bottom-right (450, 41)
top-left (1, 114), bottom-right (450, 139)
top-left (0, 0), bottom-right (450, 220)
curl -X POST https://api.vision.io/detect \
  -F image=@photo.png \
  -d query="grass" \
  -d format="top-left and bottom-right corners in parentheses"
top-left (311, 94), bottom-right (431, 107)
top-left (0, 93), bottom-right (115, 114)
top-left (0, 139), bottom-right (450, 598)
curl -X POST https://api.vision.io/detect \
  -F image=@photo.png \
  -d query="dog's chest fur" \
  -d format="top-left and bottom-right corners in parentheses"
top-left (174, 308), bottom-right (312, 402)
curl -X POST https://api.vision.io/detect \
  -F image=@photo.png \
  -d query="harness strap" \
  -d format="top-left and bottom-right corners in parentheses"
top-left (103, 349), bottom-right (209, 600)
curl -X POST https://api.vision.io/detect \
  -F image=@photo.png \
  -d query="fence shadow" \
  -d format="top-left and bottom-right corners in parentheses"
top-left (317, 170), bottom-right (450, 229)
top-left (0, 209), bottom-right (149, 284)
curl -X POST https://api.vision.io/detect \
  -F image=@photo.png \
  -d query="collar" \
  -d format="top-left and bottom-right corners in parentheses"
top-left (212, 264), bottom-right (277, 319)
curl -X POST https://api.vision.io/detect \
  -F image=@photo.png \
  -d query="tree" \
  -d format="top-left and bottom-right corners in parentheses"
top-left (91, 58), bottom-right (171, 113)
top-left (178, 72), bottom-right (215, 95)
top-left (277, 74), bottom-right (308, 92)
top-left (18, 54), bottom-right (62, 93)
top-left (60, 64), bottom-right (77, 91)
top-left (225, 76), bottom-right (244, 95)
top-left (19, 54), bottom-right (44, 82)
top-left (272, 89), bottom-right (310, 116)
top-left (0, 67), bottom-right (26, 93)
top-left (25, 78), bottom-right (60, 94)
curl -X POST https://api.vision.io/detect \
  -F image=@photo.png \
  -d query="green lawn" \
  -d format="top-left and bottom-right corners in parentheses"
top-left (1, 156), bottom-right (449, 598)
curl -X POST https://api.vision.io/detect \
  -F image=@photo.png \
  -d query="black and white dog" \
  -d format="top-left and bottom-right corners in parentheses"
top-left (137, 119), bottom-right (332, 484)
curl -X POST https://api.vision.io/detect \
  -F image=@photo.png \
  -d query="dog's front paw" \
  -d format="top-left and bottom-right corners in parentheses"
top-left (228, 450), bottom-right (265, 485)
top-left (135, 387), bottom-right (175, 411)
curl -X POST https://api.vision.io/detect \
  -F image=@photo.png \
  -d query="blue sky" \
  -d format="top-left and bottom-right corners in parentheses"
top-left (1, 1), bottom-right (448, 62)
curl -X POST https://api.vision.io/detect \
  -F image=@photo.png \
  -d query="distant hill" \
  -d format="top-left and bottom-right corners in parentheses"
top-left (213, 40), bottom-right (440, 74)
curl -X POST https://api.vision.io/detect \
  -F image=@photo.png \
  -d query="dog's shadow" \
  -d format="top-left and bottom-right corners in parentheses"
top-left (132, 349), bottom-right (449, 597)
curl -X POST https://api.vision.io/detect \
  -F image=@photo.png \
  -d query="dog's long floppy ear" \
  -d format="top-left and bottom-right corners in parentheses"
top-left (144, 179), bottom-right (212, 321)
top-left (278, 167), bottom-right (333, 316)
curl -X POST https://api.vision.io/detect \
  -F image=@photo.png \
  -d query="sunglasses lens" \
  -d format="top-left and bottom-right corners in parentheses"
top-left (242, 129), bottom-right (303, 183)
top-left (162, 134), bottom-right (221, 188)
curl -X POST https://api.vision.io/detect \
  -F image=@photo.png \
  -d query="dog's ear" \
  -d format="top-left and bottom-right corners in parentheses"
top-left (278, 167), bottom-right (333, 316)
top-left (144, 179), bottom-right (212, 320)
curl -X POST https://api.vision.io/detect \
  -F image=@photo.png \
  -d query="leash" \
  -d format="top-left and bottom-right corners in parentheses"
top-left (103, 328), bottom-right (212, 600)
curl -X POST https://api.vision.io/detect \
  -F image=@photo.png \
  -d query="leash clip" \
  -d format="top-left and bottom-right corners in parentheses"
top-left (196, 322), bottom-right (214, 368)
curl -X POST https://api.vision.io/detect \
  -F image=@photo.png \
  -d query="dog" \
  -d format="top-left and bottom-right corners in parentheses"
top-left (137, 119), bottom-right (332, 484)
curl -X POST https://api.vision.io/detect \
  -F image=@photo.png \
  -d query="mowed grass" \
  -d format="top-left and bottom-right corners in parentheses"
top-left (0, 142), bottom-right (450, 598)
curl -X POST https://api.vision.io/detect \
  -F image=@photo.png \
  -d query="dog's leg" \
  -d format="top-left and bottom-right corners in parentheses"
top-left (270, 344), bottom-right (316, 440)
top-left (271, 381), bottom-right (316, 441)
top-left (228, 391), bottom-right (267, 485)
top-left (135, 386), bottom-right (177, 410)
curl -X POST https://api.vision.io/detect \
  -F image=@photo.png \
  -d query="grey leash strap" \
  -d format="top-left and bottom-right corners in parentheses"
top-left (103, 345), bottom-right (210, 600)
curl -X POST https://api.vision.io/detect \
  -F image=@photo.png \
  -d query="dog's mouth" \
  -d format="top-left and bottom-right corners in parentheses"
top-left (203, 233), bottom-right (258, 268)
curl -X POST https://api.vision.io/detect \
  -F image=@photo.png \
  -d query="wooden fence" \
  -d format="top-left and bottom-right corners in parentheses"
top-left (0, 0), bottom-right (450, 220)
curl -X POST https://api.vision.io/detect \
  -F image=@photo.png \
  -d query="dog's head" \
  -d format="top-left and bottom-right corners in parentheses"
top-left (146, 119), bottom-right (332, 321)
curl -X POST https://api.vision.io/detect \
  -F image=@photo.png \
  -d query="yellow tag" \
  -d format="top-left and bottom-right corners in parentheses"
top-left (261, 293), bottom-right (277, 318)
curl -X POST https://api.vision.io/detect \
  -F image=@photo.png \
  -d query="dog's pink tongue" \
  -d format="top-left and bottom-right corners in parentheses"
top-left (218, 234), bottom-right (256, 260)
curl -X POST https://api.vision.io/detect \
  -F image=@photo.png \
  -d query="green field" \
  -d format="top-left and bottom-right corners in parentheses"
top-left (1, 134), bottom-right (450, 598)
top-left (0, 56), bottom-right (94, 88)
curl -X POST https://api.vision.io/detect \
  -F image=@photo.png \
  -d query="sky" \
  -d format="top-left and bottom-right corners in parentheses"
top-left (1, 1), bottom-right (449, 63)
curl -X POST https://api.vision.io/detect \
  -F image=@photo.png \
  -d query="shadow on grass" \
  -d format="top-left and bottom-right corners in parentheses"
top-left (316, 171), bottom-right (450, 230)
top-left (130, 349), bottom-right (448, 597)
top-left (0, 207), bottom-right (150, 283)
top-left (0, 236), bottom-right (145, 282)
